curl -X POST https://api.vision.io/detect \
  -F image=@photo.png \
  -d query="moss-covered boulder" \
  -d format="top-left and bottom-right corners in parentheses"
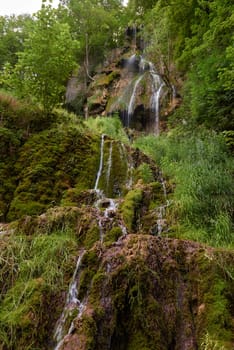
top-left (53, 235), bottom-right (234, 350)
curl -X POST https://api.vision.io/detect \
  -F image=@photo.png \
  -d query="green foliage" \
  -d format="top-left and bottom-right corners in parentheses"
top-left (135, 163), bottom-right (154, 184)
top-left (134, 129), bottom-right (234, 246)
top-left (201, 333), bottom-right (225, 350)
top-left (0, 228), bottom-right (77, 348)
top-left (142, 0), bottom-right (234, 131)
top-left (67, 0), bottom-right (127, 67)
top-left (0, 14), bottom-right (33, 69)
top-left (85, 115), bottom-right (129, 142)
top-left (6, 5), bottom-right (78, 113)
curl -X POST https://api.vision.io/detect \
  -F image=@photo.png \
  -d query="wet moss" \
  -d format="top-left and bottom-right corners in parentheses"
top-left (121, 188), bottom-right (143, 231)
top-left (104, 227), bottom-right (123, 245)
top-left (197, 254), bottom-right (234, 348)
top-left (78, 249), bottom-right (100, 301)
top-left (91, 71), bottom-right (120, 88)
top-left (83, 226), bottom-right (100, 249)
top-left (97, 140), bottom-right (129, 198)
top-left (6, 126), bottom-right (100, 221)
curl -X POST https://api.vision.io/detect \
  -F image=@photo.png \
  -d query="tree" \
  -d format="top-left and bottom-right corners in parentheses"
top-left (0, 14), bottom-right (33, 69)
top-left (11, 3), bottom-right (79, 113)
top-left (66, 0), bottom-right (126, 82)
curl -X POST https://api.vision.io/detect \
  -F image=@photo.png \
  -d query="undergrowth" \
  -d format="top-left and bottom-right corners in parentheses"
top-left (134, 128), bottom-right (234, 247)
top-left (85, 115), bottom-right (129, 143)
top-left (0, 227), bottom-right (77, 349)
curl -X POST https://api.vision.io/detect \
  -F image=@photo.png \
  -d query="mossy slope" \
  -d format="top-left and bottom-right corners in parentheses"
top-left (55, 235), bottom-right (234, 350)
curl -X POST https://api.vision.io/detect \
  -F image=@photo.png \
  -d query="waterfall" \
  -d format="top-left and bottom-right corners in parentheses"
top-left (94, 134), bottom-right (105, 190)
top-left (127, 74), bottom-right (144, 127)
top-left (149, 63), bottom-right (165, 135)
top-left (53, 250), bottom-right (85, 350)
top-left (125, 56), bottom-right (165, 133)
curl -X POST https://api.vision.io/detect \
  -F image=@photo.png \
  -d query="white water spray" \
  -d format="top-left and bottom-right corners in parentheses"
top-left (149, 63), bottom-right (165, 135)
top-left (53, 250), bottom-right (85, 349)
top-left (127, 74), bottom-right (144, 127)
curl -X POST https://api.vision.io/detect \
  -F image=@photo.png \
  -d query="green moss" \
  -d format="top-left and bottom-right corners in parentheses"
top-left (61, 188), bottom-right (97, 207)
top-left (91, 71), bottom-right (120, 88)
top-left (121, 188), bottom-right (143, 231)
top-left (6, 126), bottom-right (100, 220)
top-left (98, 140), bottom-right (128, 197)
top-left (126, 331), bottom-right (153, 350)
top-left (8, 198), bottom-right (47, 221)
top-left (78, 250), bottom-right (100, 300)
top-left (194, 252), bottom-right (234, 348)
top-left (89, 272), bottom-right (107, 304)
top-left (83, 226), bottom-right (100, 249)
top-left (203, 277), bottom-right (233, 344)
top-left (104, 227), bottom-right (122, 245)
top-left (87, 90), bottom-right (104, 108)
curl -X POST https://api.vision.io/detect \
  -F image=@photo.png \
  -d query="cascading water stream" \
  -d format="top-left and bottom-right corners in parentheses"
top-left (154, 175), bottom-right (171, 235)
top-left (125, 55), bottom-right (166, 133)
top-left (149, 63), bottom-right (165, 135)
top-left (127, 74), bottom-right (144, 127)
top-left (53, 250), bottom-right (85, 350)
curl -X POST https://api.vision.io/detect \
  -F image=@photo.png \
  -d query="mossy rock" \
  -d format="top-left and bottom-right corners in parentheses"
top-left (121, 188), bottom-right (143, 231)
top-left (6, 126), bottom-right (100, 221)
top-left (91, 71), bottom-right (120, 88)
top-left (104, 226), bottom-right (123, 245)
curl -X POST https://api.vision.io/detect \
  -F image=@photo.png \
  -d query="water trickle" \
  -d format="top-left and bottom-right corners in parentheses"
top-left (153, 174), bottom-right (171, 235)
top-left (94, 134), bottom-right (105, 191)
top-left (127, 54), bottom-right (136, 68)
top-left (119, 222), bottom-right (128, 236)
top-left (159, 173), bottom-right (167, 200)
top-left (149, 63), bottom-right (165, 135)
top-left (53, 250), bottom-right (85, 349)
top-left (156, 205), bottom-right (166, 235)
top-left (104, 198), bottom-right (117, 218)
top-left (127, 74), bottom-right (144, 127)
top-left (96, 197), bottom-right (118, 243)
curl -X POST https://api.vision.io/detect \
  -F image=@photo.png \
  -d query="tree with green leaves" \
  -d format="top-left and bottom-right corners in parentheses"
top-left (66, 0), bottom-right (126, 83)
top-left (0, 14), bottom-right (33, 69)
top-left (9, 3), bottom-right (78, 113)
top-left (143, 0), bottom-right (234, 131)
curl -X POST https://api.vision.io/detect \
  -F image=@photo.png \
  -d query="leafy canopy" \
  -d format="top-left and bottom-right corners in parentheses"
top-left (8, 4), bottom-right (79, 113)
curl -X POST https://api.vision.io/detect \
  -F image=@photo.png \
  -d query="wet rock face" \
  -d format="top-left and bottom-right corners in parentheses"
top-left (83, 49), bottom-right (173, 133)
top-left (57, 235), bottom-right (234, 350)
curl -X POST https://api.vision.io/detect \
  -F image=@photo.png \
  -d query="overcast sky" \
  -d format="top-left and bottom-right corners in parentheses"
top-left (0, 0), bottom-right (60, 16)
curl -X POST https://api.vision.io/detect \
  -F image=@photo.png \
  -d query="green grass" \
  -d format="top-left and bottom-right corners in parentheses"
top-left (0, 228), bottom-right (77, 349)
top-left (85, 115), bottom-right (129, 143)
top-left (134, 128), bottom-right (234, 247)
